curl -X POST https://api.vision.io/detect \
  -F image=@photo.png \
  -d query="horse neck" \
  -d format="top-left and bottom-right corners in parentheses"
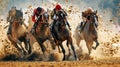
top-left (12, 21), bottom-right (20, 28)
top-left (55, 21), bottom-right (69, 38)
top-left (36, 22), bottom-right (48, 34)
top-left (28, 17), bottom-right (34, 31)
top-left (12, 21), bottom-right (27, 36)
top-left (89, 22), bottom-right (96, 31)
top-left (83, 22), bottom-right (96, 35)
top-left (82, 22), bottom-right (90, 36)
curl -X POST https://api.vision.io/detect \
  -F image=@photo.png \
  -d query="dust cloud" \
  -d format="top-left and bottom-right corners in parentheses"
top-left (0, 0), bottom-right (119, 61)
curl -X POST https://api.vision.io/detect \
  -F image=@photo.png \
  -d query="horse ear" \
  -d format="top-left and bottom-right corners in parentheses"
top-left (82, 12), bottom-right (84, 14)
top-left (82, 12), bottom-right (87, 17)
top-left (82, 12), bottom-right (85, 16)
top-left (95, 10), bottom-right (97, 14)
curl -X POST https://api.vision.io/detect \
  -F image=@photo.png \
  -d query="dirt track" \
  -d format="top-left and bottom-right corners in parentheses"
top-left (0, 1), bottom-right (120, 67)
top-left (1, 58), bottom-right (120, 67)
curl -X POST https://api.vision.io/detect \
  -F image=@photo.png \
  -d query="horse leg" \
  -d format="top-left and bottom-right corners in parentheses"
top-left (23, 38), bottom-right (32, 54)
top-left (8, 34), bottom-right (26, 55)
top-left (11, 31), bottom-right (27, 55)
top-left (52, 38), bottom-right (61, 53)
top-left (66, 40), bottom-right (71, 60)
top-left (11, 42), bottom-right (25, 58)
top-left (7, 35), bottom-right (21, 57)
top-left (67, 41), bottom-right (70, 54)
top-left (76, 39), bottom-right (81, 47)
top-left (27, 38), bottom-right (32, 54)
top-left (76, 38), bottom-right (82, 52)
top-left (92, 40), bottom-right (99, 50)
top-left (68, 37), bottom-right (77, 60)
top-left (13, 42), bottom-right (22, 52)
top-left (86, 42), bottom-right (93, 54)
top-left (49, 37), bottom-right (56, 50)
top-left (38, 41), bottom-right (46, 56)
top-left (17, 39), bottom-right (27, 55)
top-left (73, 31), bottom-right (81, 47)
top-left (59, 41), bottom-right (66, 60)
top-left (86, 42), bottom-right (93, 59)
top-left (58, 45), bottom-right (61, 53)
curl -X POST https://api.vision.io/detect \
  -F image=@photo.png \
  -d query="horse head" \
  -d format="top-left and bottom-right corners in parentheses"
top-left (43, 12), bottom-right (49, 23)
top-left (37, 12), bottom-right (49, 25)
top-left (56, 10), bottom-right (66, 29)
top-left (11, 9), bottom-right (24, 28)
top-left (36, 12), bottom-right (49, 34)
top-left (85, 10), bottom-right (98, 31)
top-left (57, 10), bottom-right (66, 22)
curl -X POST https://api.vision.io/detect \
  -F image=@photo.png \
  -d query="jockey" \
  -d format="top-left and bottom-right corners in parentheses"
top-left (79, 7), bottom-right (94, 32)
top-left (31, 7), bottom-right (45, 34)
top-left (50, 4), bottom-right (71, 32)
top-left (7, 6), bottom-right (23, 35)
top-left (7, 6), bottom-right (16, 23)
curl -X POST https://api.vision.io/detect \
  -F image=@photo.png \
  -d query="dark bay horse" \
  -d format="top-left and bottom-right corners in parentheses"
top-left (27, 12), bottom-right (56, 56)
top-left (74, 11), bottom-right (99, 59)
top-left (52, 11), bottom-right (77, 60)
top-left (7, 10), bottom-right (29, 56)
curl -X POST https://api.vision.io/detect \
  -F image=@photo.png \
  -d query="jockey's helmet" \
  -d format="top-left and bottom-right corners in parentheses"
top-left (55, 4), bottom-right (62, 10)
top-left (37, 7), bottom-right (42, 13)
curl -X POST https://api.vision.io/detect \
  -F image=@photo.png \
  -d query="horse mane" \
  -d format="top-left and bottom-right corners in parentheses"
top-left (14, 10), bottom-right (23, 21)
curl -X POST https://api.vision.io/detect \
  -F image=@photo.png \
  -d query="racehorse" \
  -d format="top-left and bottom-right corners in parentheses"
top-left (73, 11), bottom-right (99, 59)
top-left (26, 12), bottom-right (56, 56)
top-left (52, 11), bottom-right (77, 60)
top-left (7, 9), bottom-right (29, 56)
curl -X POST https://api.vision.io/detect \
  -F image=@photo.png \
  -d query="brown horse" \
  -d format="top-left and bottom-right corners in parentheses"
top-left (27, 12), bottom-right (56, 56)
top-left (52, 11), bottom-right (77, 60)
top-left (7, 10), bottom-right (29, 56)
top-left (73, 11), bottom-right (99, 59)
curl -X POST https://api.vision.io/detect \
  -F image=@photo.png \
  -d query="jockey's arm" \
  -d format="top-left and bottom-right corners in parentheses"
top-left (61, 9), bottom-right (67, 16)
top-left (63, 9), bottom-right (70, 27)
top-left (51, 10), bottom-right (54, 20)
top-left (51, 9), bottom-right (57, 20)
top-left (7, 11), bottom-right (11, 22)
top-left (32, 12), bottom-right (36, 23)
top-left (64, 16), bottom-right (71, 30)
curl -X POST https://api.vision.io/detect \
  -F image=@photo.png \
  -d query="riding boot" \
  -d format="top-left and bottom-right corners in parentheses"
top-left (31, 22), bottom-right (38, 34)
top-left (66, 20), bottom-right (71, 30)
top-left (79, 22), bottom-right (83, 32)
top-left (51, 20), bottom-right (57, 31)
top-left (7, 23), bottom-right (12, 35)
top-left (50, 20), bottom-right (58, 40)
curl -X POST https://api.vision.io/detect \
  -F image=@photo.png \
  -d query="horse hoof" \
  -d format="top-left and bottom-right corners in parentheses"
top-left (92, 43), bottom-right (99, 50)
top-left (63, 56), bottom-right (65, 61)
top-left (28, 50), bottom-right (32, 54)
top-left (23, 51), bottom-right (27, 55)
top-left (92, 46), bottom-right (96, 50)
top-left (63, 58), bottom-right (65, 61)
